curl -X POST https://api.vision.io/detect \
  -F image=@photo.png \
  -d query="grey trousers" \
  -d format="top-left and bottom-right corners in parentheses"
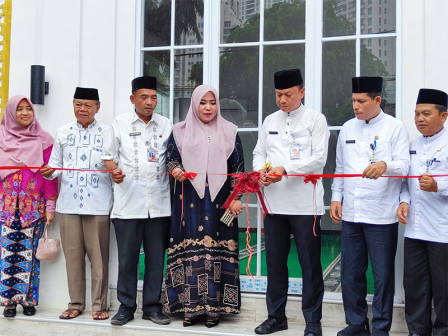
top-left (59, 214), bottom-right (110, 312)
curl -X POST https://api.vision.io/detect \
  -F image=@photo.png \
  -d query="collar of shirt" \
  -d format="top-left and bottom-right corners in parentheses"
top-left (285, 103), bottom-right (305, 117)
top-left (130, 110), bottom-right (160, 127)
top-left (423, 127), bottom-right (447, 144)
top-left (76, 119), bottom-right (97, 130)
top-left (363, 109), bottom-right (384, 125)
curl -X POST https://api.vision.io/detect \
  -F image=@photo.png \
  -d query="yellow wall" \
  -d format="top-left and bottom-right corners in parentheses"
top-left (0, 0), bottom-right (11, 119)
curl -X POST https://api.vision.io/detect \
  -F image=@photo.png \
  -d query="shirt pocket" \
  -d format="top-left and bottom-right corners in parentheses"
top-left (292, 129), bottom-right (311, 158)
top-left (374, 140), bottom-right (392, 162)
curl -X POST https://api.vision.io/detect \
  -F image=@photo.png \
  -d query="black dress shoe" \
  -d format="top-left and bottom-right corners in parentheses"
top-left (409, 334), bottom-right (431, 336)
top-left (22, 305), bottom-right (36, 316)
top-left (142, 311), bottom-right (170, 325)
top-left (337, 320), bottom-right (371, 336)
top-left (3, 307), bottom-right (16, 318)
top-left (255, 317), bottom-right (288, 334)
top-left (111, 311), bottom-right (134, 326)
top-left (304, 322), bottom-right (322, 336)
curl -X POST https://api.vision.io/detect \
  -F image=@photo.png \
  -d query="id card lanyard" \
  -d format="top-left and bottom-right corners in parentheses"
top-left (286, 113), bottom-right (301, 160)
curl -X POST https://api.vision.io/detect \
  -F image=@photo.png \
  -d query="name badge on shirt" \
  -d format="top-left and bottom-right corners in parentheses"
top-left (129, 132), bottom-right (141, 136)
top-left (269, 131), bottom-right (279, 135)
top-left (290, 144), bottom-right (300, 160)
top-left (147, 149), bottom-right (159, 162)
top-left (346, 140), bottom-right (356, 144)
top-left (410, 150), bottom-right (417, 154)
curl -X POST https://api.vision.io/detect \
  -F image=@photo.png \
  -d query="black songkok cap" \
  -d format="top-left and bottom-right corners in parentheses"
top-left (274, 69), bottom-right (303, 90)
top-left (352, 76), bottom-right (383, 93)
top-left (74, 87), bottom-right (99, 100)
top-left (132, 76), bottom-right (157, 92)
top-left (416, 88), bottom-right (448, 108)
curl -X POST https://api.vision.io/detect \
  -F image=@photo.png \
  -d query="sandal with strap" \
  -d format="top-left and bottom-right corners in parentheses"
top-left (92, 309), bottom-right (109, 320)
top-left (59, 308), bottom-right (82, 319)
top-left (183, 316), bottom-right (198, 327)
top-left (205, 316), bottom-right (219, 328)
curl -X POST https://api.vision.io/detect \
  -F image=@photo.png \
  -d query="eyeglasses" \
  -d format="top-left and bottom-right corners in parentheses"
top-left (74, 102), bottom-right (95, 110)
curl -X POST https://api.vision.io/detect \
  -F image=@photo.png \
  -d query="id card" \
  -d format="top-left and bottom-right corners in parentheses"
top-left (290, 144), bottom-right (300, 160)
top-left (147, 149), bottom-right (159, 162)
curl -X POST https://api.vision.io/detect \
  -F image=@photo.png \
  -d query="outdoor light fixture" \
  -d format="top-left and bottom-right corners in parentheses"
top-left (30, 65), bottom-right (49, 105)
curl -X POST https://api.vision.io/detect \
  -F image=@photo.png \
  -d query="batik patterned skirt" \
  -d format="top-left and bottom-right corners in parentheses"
top-left (0, 208), bottom-right (44, 307)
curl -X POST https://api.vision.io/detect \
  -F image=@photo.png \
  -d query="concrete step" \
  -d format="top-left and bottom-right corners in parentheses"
top-left (0, 290), bottom-right (409, 336)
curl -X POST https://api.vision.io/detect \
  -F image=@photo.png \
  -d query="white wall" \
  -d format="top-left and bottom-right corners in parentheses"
top-left (402, 0), bottom-right (448, 141)
top-left (7, 0), bottom-right (448, 310)
top-left (8, 0), bottom-right (137, 310)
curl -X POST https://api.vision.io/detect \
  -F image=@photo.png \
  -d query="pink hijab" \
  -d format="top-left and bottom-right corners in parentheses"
top-left (173, 85), bottom-right (238, 201)
top-left (0, 95), bottom-right (53, 179)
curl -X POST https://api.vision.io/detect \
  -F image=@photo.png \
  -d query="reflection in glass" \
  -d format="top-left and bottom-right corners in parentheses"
top-left (361, 37), bottom-right (396, 117)
top-left (262, 44), bottom-right (305, 120)
top-left (175, 0), bottom-right (204, 46)
top-left (143, 51), bottom-right (170, 118)
top-left (361, 0), bottom-right (396, 34)
top-left (173, 48), bottom-right (203, 123)
top-left (219, 46), bottom-right (259, 128)
top-left (220, 0), bottom-right (260, 43)
top-left (264, 0), bottom-right (305, 41)
top-left (323, 0), bottom-right (356, 37)
top-left (322, 40), bottom-right (356, 126)
top-left (144, 0), bottom-right (171, 47)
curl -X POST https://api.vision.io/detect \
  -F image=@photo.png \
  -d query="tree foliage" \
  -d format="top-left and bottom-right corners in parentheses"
top-left (221, 0), bottom-right (389, 125)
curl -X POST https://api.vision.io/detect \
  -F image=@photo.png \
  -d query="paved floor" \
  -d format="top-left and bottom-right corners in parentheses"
top-left (0, 307), bottom-right (408, 336)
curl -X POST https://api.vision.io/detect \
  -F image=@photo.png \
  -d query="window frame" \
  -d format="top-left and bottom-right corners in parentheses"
top-left (136, 0), bottom-right (404, 302)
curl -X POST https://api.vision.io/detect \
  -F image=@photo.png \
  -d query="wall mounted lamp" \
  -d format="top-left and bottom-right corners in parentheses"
top-left (30, 65), bottom-right (49, 105)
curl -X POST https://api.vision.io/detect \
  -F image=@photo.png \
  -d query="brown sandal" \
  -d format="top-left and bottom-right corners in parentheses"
top-left (59, 308), bottom-right (82, 319)
top-left (92, 309), bottom-right (109, 320)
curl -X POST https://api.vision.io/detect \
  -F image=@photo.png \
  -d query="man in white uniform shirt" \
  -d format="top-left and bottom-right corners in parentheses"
top-left (330, 77), bottom-right (410, 336)
top-left (253, 69), bottom-right (329, 336)
top-left (397, 88), bottom-right (448, 336)
top-left (103, 76), bottom-right (172, 326)
top-left (41, 87), bottom-right (113, 320)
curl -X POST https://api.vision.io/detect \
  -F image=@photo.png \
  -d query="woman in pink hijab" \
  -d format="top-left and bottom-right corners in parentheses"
top-left (164, 85), bottom-right (244, 327)
top-left (0, 95), bottom-right (58, 318)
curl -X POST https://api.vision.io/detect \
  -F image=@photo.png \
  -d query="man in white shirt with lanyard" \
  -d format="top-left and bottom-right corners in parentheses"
top-left (253, 69), bottom-right (330, 336)
top-left (103, 76), bottom-right (172, 326)
top-left (330, 77), bottom-right (410, 336)
top-left (398, 88), bottom-right (448, 336)
top-left (41, 87), bottom-right (113, 320)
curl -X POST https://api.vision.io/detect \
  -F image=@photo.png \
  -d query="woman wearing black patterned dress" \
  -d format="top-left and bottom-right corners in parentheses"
top-left (164, 85), bottom-right (244, 328)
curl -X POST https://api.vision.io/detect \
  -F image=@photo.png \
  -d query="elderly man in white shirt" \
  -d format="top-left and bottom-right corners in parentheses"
top-left (41, 87), bottom-right (113, 321)
top-left (330, 77), bottom-right (410, 336)
top-left (398, 88), bottom-right (448, 336)
top-left (103, 76), bottom-right (172, 327)
top-left (253, 69), bottom-right (329, 336)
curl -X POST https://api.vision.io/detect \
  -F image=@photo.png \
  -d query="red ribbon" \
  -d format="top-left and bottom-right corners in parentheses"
top-left (222, 172), bottom-right (270, 215)
top-left (221, 172), bottom-right (271, 278)
top-left (0, 166), bottom-right (113, 173)
top-left (303, 176), bottom-right (320, 237)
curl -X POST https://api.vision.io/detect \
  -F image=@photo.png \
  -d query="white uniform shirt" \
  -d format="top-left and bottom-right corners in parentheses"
top-left (48, 120), bottom-right (113, 215)
top-left (400, 128), bottom-right (448, 243)
top-left (102, 111), bottom-right (172, 219)
top-left (331, 111), bottom-right (410, 224)
top-left (253, 104), bottom-right (330, 215)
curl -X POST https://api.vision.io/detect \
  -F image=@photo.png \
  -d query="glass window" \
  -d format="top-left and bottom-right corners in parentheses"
top-left (143, 0), bottom-right (171, 47)
top-left (323, 0), bottom-right (356, 37)
top-left (264, 0), bottom-right (305, 41)
top-left (219, 46), bottom-right (259, 128)
top-left (140, 0), bottom-right (399, 297)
